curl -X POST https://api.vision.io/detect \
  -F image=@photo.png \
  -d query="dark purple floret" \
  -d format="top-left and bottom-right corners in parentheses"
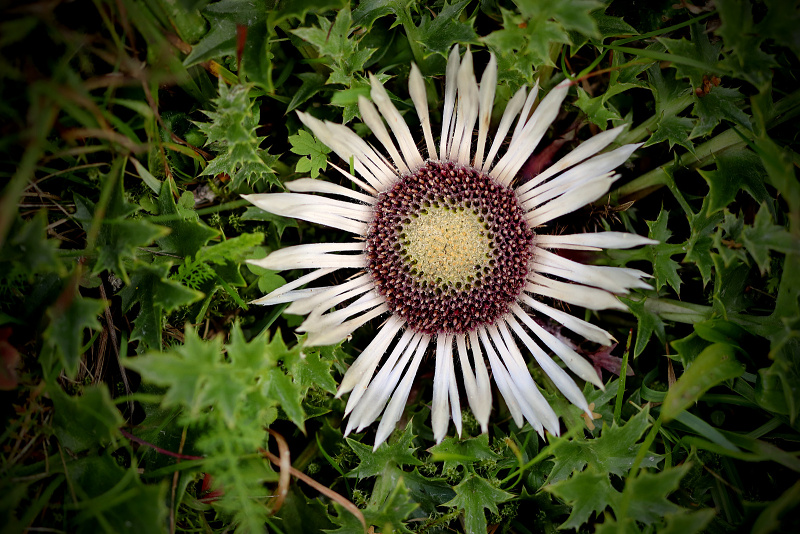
top-left (365, 161), bottom-right (534, 335)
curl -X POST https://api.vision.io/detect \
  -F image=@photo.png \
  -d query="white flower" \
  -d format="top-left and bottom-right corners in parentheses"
top-left (245, 47), bottom-right (656, 449)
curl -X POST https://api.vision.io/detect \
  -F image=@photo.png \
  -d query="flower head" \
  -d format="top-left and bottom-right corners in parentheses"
top-left (245, 47), bottom-right (655, 449)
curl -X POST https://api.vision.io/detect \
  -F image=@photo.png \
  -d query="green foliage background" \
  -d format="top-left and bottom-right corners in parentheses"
top-left (1, 0), bottom-right (799, 533)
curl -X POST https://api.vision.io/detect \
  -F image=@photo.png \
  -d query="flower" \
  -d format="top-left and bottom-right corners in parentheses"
top-left (244, 47), bottom-right (655, 449)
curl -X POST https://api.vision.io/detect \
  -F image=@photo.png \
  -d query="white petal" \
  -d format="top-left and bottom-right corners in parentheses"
top-left (522, 296), bottom-right (616, 346)
top-left (352, 333), bottom-right (423, 432)
top-left (409, 63), bottom-right (437, 160)
top-left (304, 303), bottom-right (388, 346)
top-left (359, 95), bottom-right (410, 175)
top-left (285, 178), bottom-right (376, 204)
top-left (478, 327), bottom-right (532, 431)
top-left (533, 249), bottom-right (652, 294)
top-left (492, 80), bottom-right (570, 186)
top-left (473, 53), bottom-right (497, 169)
top-left (325, 122), bottom-right (399, 189)
top-left (296, 111), bottom-right (388, 191)
top-left (526, 173), bottom-right (618, 227)
top-left (505, 313), bottom-right (591, 414)
top-left (512, 82), bottom-right (539, 143)
top-left (516, 125), bottom-right (628, 196)
top-left (300, 291), bottom-right (385, 333)
top-left (511, 301), bottom-right (604, 389)
top-left (249, 267), bottom-right (336, 306)
top-left (337, 315), bottom-right (404, 397)
top-left (440, 45), bottom-right (461, 159)
top-left (242, 192), bottom-right (369, 234)
top-left (373, 334), bottom-right (431, 450)
top-left (483, 86), bottom-right (527, 173)
top-left (369, 73), bottom-right (425, 171)
top-left (519, 144), bottom-right (640, 205)
top-left (284, 272), bottom-right (371, 316)
top-left (468, 330), bottom-right (493, 432)
top-left (450, 49), bottom-right (479, 165)
top-left (247, 242), bottom-right (365, 271)
top-left (535, 232), bottom-right (659, 251)
top-left (447, 339), bottom-right (462, 437)
top-left (489, 323), bottom-right (560, 435)
top-left (327, 161), bottom-right (379, 196)
top-left (432, 335), bottom-right (454, 443)
top-left (456, 333), bottom-right (488, 433)
top-left (299, 278), bottom-right (376, 322)
top-left (525, 275), bottom-right (627, 311)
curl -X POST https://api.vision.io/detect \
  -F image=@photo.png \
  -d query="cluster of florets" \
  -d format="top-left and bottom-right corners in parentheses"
top-left (365, 161), bottom-right (534, 334)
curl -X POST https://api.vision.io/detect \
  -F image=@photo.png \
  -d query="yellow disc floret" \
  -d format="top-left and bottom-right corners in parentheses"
top-left (400, 206), bottom-right (492, 289)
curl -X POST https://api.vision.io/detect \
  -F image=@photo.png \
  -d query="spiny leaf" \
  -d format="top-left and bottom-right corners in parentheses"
top-left (73, 179), bottom-right (167, 283)
top-left (348, 422), bottom-right (422, 478)
top-left (119, 263), bottom-right (203, 349)
top-left (662, 343), bottom-right (745, 421)
top-left (155, 179), bottom-right (218, 258)
top-left (547, 406), bottom-right (660, 483)
top-left (646, 208), bottom-right (683, 295)
top-left (66, 454), bottom-right (168, 533)
top-left (443, 474), bottom-right (513, 534)
top-left (51, 385), bottom-right (124, 453)
top-left (623, 297), bottom-right (668, 358)
top-left (697, 150), bottom-right (771, 216)
top-left (659, 23), bottom-right (721, 89)
top-left (741, 203), bottom-right (795, 274)
top-left (428, 433), bottom-right (500, 473)
top-left (618, 464), bottom-right (690, 524)
top-left (196, 82), bottom-right (278, 190)
top-left (289, 129), bottom-right (331, 178)
top-left (292, 9), bottom-right (375, 88)
top-left (547, 467), bottom-right (616, 529)
top-left (43, 289), bottom-right (106, 378)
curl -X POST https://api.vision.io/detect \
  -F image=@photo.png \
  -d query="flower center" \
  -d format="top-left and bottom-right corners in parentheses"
top-left (366, 161), bottom-right (534, 335)
top-left (399, 206), bottom-right (491, 288)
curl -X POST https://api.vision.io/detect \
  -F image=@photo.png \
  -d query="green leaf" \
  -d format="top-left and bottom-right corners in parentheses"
top-left (660, 509), bottom-right (716, 534)
top-left (547, 467), bottom-right (616, 529)
top-left (692, 86), bottom-right (751, 138)
top-left (715, 0), bottom-right (777, 88)
top-left (741, 203), bottom-right (795, 274)
top-left (618, 464), bottom-right (689, 524)
top-left (444, 474), bottom-right (513, 534)
top-left (154, 179), bottom-right (218, 258)
top-left (662, 343), bottom-right (745, 421)
top-left (119, 263), bottom-right (203, 348)
top-left (757, 0), bottom-right (800, 58)
top-left (364, 477), bottom-right (418, 534)
top-left (2, 211), bottom-right (63, 276)
top-left (348, 421), bottom-right (422, 478)
top-left (574, 87), bottom-right (622, 129)
top-left (74, 180), bottom-right (168, 283)
top-left (428, 433), bottom-right (500, 473)
top-left (289, 129), bottom-right (331, 178)
top-left (241, 207), bottom-right (299, 238)
top-left (44, 290), bottom-right (106, 378)
top-left (697, 150), bottom-right (771, 216)
top-left (659, 23), bottom-right (721, 89)
top-left (646, 208), bottom-right (683, 294)
top-left (51, 385), bottom-right (124, 453)
top-left (66, 454), bottom-right (168, 533)
top-left (289, 340), bottom-right (339, 395)
top-left (292, 9), bottom-right (375, 87)
top-left (547, 407), bottom-right (660, 483)
top-left (414, 0), bottom-right (479, 58)
top-left (644, 65), bottom-right (694, 153)
top-left (196, 82), bottom-right (279, 190)
top-left (621, 297), bottom-right (667, 358)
